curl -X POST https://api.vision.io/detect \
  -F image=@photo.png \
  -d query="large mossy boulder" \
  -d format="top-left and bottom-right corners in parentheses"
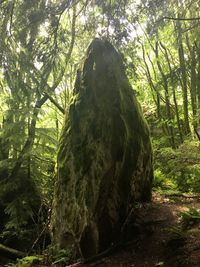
top-left (51, 38), bottom-right (153, 258)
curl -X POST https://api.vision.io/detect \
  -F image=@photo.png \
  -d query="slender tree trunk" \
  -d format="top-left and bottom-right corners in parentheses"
top-left (185, 36), bottom-right (199, 138)
top-left (196, 45), bottom-right (200, 127)
top-left (176, 21), bottom-right (191, 135)
top-left (0, 114), bottom-right (11, 179)
top-left (190, 46), bottom-right (198, 131)
top-left (141, 43), bottom-right (172, 137)
top-left (27, 96), bottom-right (31, 180)
top-left (146, 52), bottom-right (162, 119)
top-left (155, 42), bottom-right (175, 148)
top-left (159, 41), bottom-right (183, 143)
top-left (0, 115), bottom-right (11, 161)
top-left (141, 43), bottom-right (161, 119)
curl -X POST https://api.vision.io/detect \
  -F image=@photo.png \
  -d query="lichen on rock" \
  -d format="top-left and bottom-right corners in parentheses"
top-left (51, 38), bottom-right (153, 258)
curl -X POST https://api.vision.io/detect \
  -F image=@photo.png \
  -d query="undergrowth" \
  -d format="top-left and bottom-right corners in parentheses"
top-left (153, 139), bottom-right (200, 193)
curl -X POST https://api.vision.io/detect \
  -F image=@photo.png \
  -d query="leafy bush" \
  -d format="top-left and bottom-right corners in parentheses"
top-left (47, 244), bottom-right (73, 267)
top-left (153, 139), bottom-right (200, 193)
top-left (153, 169), bottom-right (176, 190)
top-left (4, 256), bottom-right (43, 267)
top-left (181, 208), bottom-right (200, 228)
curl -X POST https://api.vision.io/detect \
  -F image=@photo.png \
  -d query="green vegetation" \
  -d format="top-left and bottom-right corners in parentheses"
top-left (47, 245), bottom-right (73, 267)
top-left (153, 139), bottom-right (200, 193)
top-left (181, 208), bottom-right (200, 228)
top-left (0, 0), bottom-right (200, 266)
top-left (5, 256), bottom-right (43, 267)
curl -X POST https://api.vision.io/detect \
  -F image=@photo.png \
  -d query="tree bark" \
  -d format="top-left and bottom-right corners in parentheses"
top-left (141, 44), bottom-right (161, 118)
top-left (155, 42), bottom-right (175, 148)
top-left (159, 41), bottom-right (183, 143)
top-left (195, 44), bottom-right (200, 126)
top-left (176, 21), bottom-right (191, 135)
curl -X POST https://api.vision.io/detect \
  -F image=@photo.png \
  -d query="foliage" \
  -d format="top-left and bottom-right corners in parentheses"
top-left (165, 225), bottom-right (187, 242)
top-left (0, 0), bottom-right (79, 249)
top-left (153, 169), bottom-right (176, 190)
top-left (153, 139), bottom-right (200, 193)
top-left (47, 244), bottom-right (73, 267)
top-left (181, 208), bottom-right (200, 228)
top-left (4, 256), bottom-right (43, 267)
top-left (0, 0), bottom-right (199, 262)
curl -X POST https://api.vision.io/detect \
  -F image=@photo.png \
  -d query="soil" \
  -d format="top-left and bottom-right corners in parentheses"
top-left (67, 192), bottom-right (200, 267)
top-left (1, 192), bottom-right (200, 267)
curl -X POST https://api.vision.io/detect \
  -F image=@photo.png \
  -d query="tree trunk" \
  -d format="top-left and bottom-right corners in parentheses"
top-left (159, 41), bottom-right (183, 143)
top-left (155, 42), bottom-right (175, 148)
top-left (190, 46), bottom-right (198, 132)
top-left (196, 45), bottom-right (200, 127)
top-left (51, 39), bottom-right (153, 259)
top-left (176, 21), bottom-right (191, 135)
top-left (141, 43), bottom-right (160, 118)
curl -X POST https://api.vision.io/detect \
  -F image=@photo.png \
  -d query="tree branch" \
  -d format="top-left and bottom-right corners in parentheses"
top-left (0, 244), bottom-right (26, 257)
top-left (194, 128), bottom-right (200, 142)
top-left (44, 92), bottom-right (65, 114)
top-left (162, 16), bottom-right (200, 21)
top-left (7, 4), bottom-right (77, 181)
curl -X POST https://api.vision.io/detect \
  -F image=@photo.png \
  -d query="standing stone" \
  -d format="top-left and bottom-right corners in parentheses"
top-left (51, 38), bottom-right (153, 258)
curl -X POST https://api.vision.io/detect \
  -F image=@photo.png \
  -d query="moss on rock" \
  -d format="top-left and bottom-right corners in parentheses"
top-left (51, 38), bottom-right (153, 258)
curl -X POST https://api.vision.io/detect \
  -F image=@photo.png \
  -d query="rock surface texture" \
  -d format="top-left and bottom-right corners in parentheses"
top-left (51, 38), bottom-right (153, 258)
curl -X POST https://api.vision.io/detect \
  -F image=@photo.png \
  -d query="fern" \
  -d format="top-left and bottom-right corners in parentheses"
top-left (4, 256), bottom-right (43, 267)
top-left (181, 208), bottom-right (200, 228)
top-left (48, 245), bottom-right (73, 267)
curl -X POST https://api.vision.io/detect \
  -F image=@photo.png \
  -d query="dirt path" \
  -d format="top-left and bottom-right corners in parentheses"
top-left (1, 193), bottom-right (200, 267)
top-left (70, 193), bottom-right (200, 267)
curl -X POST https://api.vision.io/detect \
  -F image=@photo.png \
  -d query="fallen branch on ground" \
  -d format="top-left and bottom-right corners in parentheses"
top-left (66, 238), bottom-right (140, 267)
top-left (163, 193), bottom-right (200, 199)
top-left (0, 243), bottom-right (26, 257)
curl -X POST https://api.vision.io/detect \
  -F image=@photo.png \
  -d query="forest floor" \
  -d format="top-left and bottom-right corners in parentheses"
top-left (1, 192), bottom-right (200, 267)
top-left (67, 192), bottom-right (200, 267)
